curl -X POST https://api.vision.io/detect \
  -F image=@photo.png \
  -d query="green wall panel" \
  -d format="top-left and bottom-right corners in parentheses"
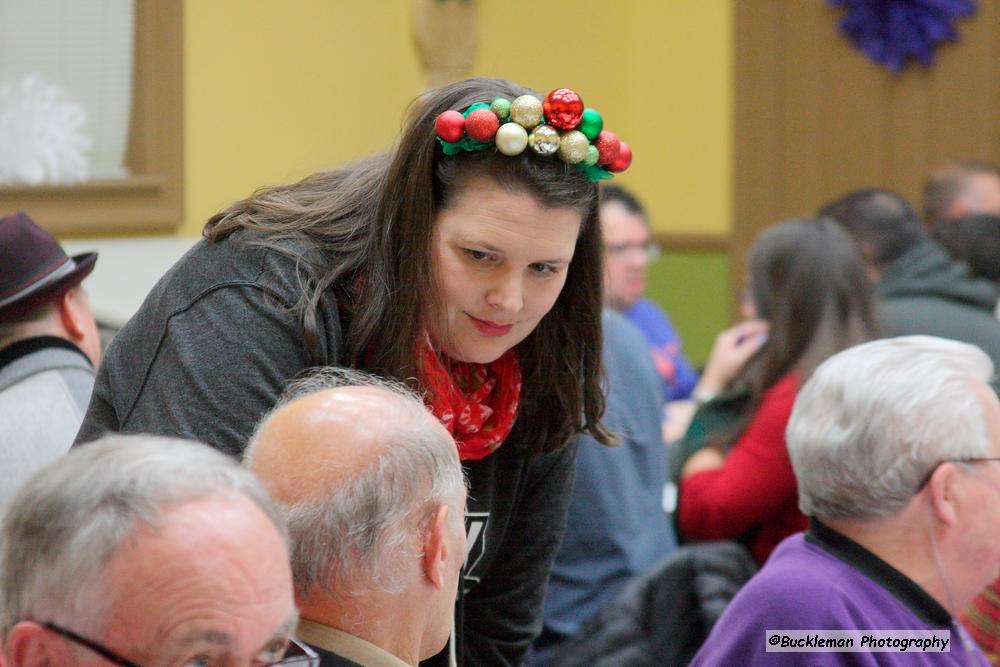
top-left (644, 250), bottom-right (731, 366)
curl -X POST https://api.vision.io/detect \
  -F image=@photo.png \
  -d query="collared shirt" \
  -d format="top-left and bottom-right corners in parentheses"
top-left (806, 519), bottom-right (951, 627)
top-left (297, 620), bottom-right (410, 667)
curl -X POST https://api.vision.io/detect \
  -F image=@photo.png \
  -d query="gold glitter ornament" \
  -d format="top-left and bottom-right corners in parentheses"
top-left (495, 122), bottom-right (529, 155)
top-left (558, 130), bottom-right (590, 164)
top-left (510, 95), bottom-right (544, 129)
top-left (528, 125), bottom-right (560, 156)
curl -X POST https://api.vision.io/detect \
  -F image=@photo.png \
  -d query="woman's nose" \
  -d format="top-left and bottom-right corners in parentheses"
top-left (486, 272), bottom-right (523, 314)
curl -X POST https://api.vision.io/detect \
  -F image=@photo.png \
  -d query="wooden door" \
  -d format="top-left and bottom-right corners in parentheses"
top-left (732, 0), bottom-right (1000, 293)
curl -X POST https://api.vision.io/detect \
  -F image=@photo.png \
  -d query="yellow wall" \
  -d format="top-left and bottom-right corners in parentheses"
top-left (182, 0), bottom-right (732, 237)
top-left (183, 1), bottom-right (422, 234)
top-left (624, 2), bottom-right (732, 236)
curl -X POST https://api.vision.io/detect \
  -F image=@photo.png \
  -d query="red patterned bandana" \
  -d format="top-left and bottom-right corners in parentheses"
top-left (419, 340), bottom-right (522, 461)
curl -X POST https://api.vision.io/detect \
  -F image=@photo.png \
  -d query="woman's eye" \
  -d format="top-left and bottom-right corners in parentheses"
top-left (530, 263), bottom-right (558, 275)
top-left (464, 249), bottom-right (493, 262)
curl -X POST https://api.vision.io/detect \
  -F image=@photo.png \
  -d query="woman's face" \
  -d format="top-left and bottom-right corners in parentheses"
top-left (428, 177), bottom-right (583, 364)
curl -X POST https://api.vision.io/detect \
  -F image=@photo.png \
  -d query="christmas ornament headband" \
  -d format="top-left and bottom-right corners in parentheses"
top-left (434, 88), bottom-right (632, 183)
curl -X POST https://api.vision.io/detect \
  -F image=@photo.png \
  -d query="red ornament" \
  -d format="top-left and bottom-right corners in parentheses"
top-left (435, 110), bottom-right (466, 143)
top-left (543, 88), bottom-right (585, 131)
top-left (595, 131), bottom-right (621, 166)
top-left (608, 141), bottom-right (633, 173)
top-left (465, 109), bottom-right (500, 142)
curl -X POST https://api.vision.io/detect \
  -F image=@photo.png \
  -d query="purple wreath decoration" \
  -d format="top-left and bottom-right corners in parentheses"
top-left (829, 0), bottom-right (977, 73)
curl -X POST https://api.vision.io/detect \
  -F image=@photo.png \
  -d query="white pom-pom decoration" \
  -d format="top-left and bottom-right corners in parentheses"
top-left (0, 75), bottom-right (92, 185)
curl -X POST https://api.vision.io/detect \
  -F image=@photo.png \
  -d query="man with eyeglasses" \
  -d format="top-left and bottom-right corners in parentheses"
top-left (691, 336), bottom-right (1000, 666)
top-left (599, 185), bottom-right (699, 405)
top-left (0, 434), bottom-right (318, 667)
top-left (245, 369), bottom-right (467, 667)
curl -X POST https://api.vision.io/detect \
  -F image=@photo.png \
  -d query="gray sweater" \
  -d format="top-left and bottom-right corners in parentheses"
top-left (879, 239), bottom-right (1000, 369)
top-left (0, 337), bottom-right (94, 509)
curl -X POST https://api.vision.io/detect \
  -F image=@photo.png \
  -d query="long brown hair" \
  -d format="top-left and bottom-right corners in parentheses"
top-left (205, 77), bottom-right (611, 453)
top-left (720, 217), bottom-right (880, 447)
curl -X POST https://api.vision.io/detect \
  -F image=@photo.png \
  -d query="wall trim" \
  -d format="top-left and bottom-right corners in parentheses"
top-left (654, 232), bottom-right (732, 252)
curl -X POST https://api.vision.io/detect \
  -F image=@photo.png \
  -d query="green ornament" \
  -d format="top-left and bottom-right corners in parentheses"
top-left (490, 98), bottom-right (511, 121)
top-left (464, 102), bottom-right (491, 117)
top-left (583, 145), bottom-right (600, 166)
top-left (578, 108), bottom-right (604, 141)
top-left (577, 162), bottom-right (613, 182)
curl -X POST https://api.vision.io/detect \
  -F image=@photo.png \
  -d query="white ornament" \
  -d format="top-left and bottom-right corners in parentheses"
top-left (495, 122), bottom-right (528, 156)
top-left (0, 75), bottom-right (92, 185)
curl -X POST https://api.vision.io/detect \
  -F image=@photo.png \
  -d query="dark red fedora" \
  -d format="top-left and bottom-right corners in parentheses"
top-left (0, 211), bottom-right (97, 323)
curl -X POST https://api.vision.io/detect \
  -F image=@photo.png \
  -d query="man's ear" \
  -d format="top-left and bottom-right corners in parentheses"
top-left (927, 463), bottom-right (961, 527)
top-left (57, 288), bottom-right (88, 341)
top-left (5, 620), bottom-right (64, 666)
top-left (422, 504), bottom-right (450, 590)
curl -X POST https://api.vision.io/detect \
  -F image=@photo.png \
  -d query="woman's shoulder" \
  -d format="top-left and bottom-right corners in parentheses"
top-left (761, 372), bottom-right (800, 405)
top-left (200, 228), bottom-right (323, 271)
top-left (166, 230), bottom-right (330, 301)
top-left (744, 373), bottom-right (800, 436)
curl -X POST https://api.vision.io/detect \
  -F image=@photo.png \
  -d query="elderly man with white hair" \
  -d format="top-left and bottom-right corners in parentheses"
top-left (245, 368), bottom-right (468, 667)
top-left (0, 434), bottom-right (318, 666)
top-left (691, 336), bottom-right (1000, 666)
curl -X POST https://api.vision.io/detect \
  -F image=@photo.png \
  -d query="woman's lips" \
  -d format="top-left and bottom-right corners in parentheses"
top-left (468, 314), bottom-right (513, 337)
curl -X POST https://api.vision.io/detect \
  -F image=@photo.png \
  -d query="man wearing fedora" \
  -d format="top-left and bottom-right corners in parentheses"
top-left (0, 211), bottom-right (101, 509)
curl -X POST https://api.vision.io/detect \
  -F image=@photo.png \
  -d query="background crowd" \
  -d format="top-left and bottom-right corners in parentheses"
top-left (3, 8), bottom-right (1000, 664)
top-left (6, 135), bottom-right (1000, 665)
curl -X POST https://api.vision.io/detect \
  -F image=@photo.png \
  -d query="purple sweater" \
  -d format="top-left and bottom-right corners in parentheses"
top-left (690, 521), bottom-right (988, 666)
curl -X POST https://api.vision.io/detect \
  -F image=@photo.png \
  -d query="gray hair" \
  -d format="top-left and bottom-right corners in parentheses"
top-left (788, 336), bottom-right (994, 519)
top-left (245, 367), bottom-right (466, 598)
top-left (0, 434), bottom-right (285, 639)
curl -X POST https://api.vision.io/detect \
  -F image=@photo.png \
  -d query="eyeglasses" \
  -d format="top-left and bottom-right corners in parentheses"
top-left (605, 240), bottom-right (661, 263)
top-left (916, 457), bottom-right (1000, 492)
top-left (42, 622), bottom-right (320, 667)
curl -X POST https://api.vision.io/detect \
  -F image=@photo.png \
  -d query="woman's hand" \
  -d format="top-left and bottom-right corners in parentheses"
top-left (695, 319), bottom-right (770, 399)
top-left (681, 446), bottom-right (725, 478)
top-left (663, 399), bottom-right (698, 445)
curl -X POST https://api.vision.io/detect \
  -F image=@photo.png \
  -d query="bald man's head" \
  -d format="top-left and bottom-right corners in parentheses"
top-left (245, 369), bottom-right (466, 598)
top-left (925, 161), bottom-right (1000, 230)
top-left (249, 384), bottom-right (449, 506)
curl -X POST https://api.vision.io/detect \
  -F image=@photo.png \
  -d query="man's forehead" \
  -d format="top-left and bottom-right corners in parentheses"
top-left (601, 205), bottom-right (648, 240)
top-left (970, 172), bottom-right (1000, 207)
top-left (99, 494), bottom-right (295, 660)
top-left (104, 493), bottom-right (289, 591)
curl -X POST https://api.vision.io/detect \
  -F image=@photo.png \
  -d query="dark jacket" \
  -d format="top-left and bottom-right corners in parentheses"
top-left (879, 240), bottom-right (1000, 367)
top-left (547, 541), bottom-right (758, 667)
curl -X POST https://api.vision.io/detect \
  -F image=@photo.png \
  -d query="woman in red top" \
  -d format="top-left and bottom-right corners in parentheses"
top-left (676, 217), bottom-right (880, 564)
